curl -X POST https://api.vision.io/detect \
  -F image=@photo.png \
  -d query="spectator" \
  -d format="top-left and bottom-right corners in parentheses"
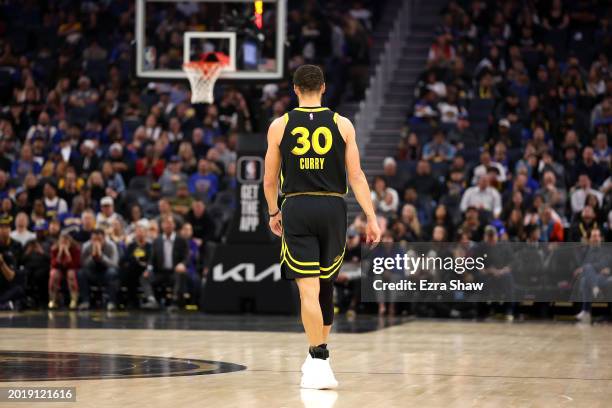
top-left (0, 216), bottom-right (23, 310)
top-left (571, 174), bottom-right (603, 214)
top-left (122, 220), bottom-right (157, 309)
top-left (570, 205), bottom-right (599, 242)
top-left (188, 158), bottom-right (219, 202)
top-left (471, 150), bottom-right (507, 185)
top-left (575, 229), bottom-right (611, 324)
top-left (147, 216), bottom-right (190, 310)
top-left (43, 181), bottom-right (68, 219)
top-left (170, 182), bottom-right (194, 216)
top-left (460, 175), bottom-right (502, 218)
top-left (48, 232), bottom-right (80, 309)
top-left (536, 205), bottom-right (564, 242)
top-left (160, 155), bottom-right (188, 197)
top-left (10, 212), bottom-right (35, 247)
top-left (185, 200), bottom-right (216, 244)
top-left (422, 129), bottom-right (456, 163)
top-left (78, 229), bottom-right (120, 311)
top-left (11, 144), bottom-right (41, 183)
top-left (96, 196), bottom-right (125, 231)
top-left (371, 176), bottom-right (399, 215)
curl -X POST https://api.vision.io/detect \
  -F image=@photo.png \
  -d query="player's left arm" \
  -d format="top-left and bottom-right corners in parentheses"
top-left (263, 116), bottom-right (285, 237)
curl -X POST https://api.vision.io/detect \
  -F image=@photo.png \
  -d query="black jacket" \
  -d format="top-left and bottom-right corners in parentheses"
top-left (148, 234), bottom-right (189, 274)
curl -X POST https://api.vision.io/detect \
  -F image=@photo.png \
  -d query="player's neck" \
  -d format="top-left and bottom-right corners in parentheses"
top-left (298, 96), bottom-right (322, 108)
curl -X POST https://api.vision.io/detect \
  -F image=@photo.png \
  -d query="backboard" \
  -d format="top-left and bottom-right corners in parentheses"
top-left (135, 0), bottom-right (286, 80)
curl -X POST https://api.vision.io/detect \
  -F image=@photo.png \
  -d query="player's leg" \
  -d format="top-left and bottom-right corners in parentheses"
top-left (282, 196), bottom-right (337, 389)
top-left (317, 196), bottom-right (348, 342)
top-left (295, 277), bottom-right (324, 346)
top-left (319, 278), bottom-right (334, 343)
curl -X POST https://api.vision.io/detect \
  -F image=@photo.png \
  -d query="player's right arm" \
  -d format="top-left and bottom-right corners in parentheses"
top-left (338, 115), bottom-right (381, 244)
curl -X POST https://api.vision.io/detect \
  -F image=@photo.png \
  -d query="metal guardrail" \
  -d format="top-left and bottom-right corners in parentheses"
top-left (354, 0), bottom-right (414, 151)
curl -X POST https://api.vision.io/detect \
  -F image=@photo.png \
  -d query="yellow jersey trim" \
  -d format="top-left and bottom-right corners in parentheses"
top-left (320, 261), bottom-right (343, 279)
top-left (283, 112), bottom-right (289, 124)
top-left (284, 191), bottom-right (345, 198)
top-left (333, 112), bottom-right (339, 124)
top-left (320, 246), bottom-right (346, 271)
top-left (282, 236), bottom-right (320, 266)
top-left (294, 107), bottom-right (329, 112)
top-left (281, 258), bottom-right (321, 274)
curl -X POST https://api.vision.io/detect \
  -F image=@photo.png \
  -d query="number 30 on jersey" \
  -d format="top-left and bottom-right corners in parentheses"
top-left (290, 126), bottom-right (332, 170)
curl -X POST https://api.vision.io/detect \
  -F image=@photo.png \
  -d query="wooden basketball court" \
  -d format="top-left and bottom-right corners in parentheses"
top-left (1, 313), bottom-right (611, 407)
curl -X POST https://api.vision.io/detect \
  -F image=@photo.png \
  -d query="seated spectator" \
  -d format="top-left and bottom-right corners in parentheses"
top-left (135, 144), bottom-right (165, 179)
top-left (571, 174), bottom-right (604, 214)
top-left (570, 205), bottom-right (599, 242)
top-left (382, 157), bottom-right (406, 193)
top-left (26, 111), bottom-right (57, 143)
top-left (170, 182), bottom-right (194, 216)
top-left (448, 113), bottom-right (480, 150)
top-left (536, 205), bottom-right (564, 242)
top-left (460, 174), bottom-right (502, 218)
top-left (0, 217), bottom-right (23, 310)
top-left (427, 204), bottom-right (455, 241)
top-left (577, 146), bottom-right (608, 187)
top-left (422, 129), bottom-right (456, 163)
top-left (405, 160), bottom-right (440, 201)
top-left (160, 155), bottom-right (188, 197)
top-left (593, 132), bottom-right (611, 166)
top-left (101, 161), bottom-right (126, 199)
top-left (504, 208), bottom-right (526, 242)
top-left (185, 200), bottom-right (216, 244)
top-left (371, 176), bottom-right (399, 216)
top-left (575, 229), bottom-right (611, 323)
top-left (43, 181), bottom-right (68, 219)
top-left (11, 144), bottom-right (41, 184)
top-left (179, 222), bottom-right (201, 301)
top-left (393, 204), bottom-right (422, 242)
top-left (458, 207), bottom-right (484, 242)
top-left (48, 232), bottom-right (80, 309)
top-left (536, 170), bottom-right (567, 218)
top-left (471, 150), bottom-right (507, 185)
top-left (146, 216), bottom-right (190, 310)
top-left (121, 220), bottom-right (157, 309)
top-left (10, 212), bottom-right (35, 247)
top-left (77, 229), bottom-right (120, 311)
top-left (96, 196), bottom-right (125, 231)
top-left (188, 158), bottom-right (219, 202)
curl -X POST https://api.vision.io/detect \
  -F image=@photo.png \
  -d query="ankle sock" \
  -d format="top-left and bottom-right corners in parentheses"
top-left (309, 344), bottom-right (329, 360)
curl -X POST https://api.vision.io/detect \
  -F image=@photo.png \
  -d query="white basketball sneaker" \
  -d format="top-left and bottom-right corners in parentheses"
top-left (300, 357), bottom-right (338, 390)
top-left (301, 353), bottom-right (312, 373)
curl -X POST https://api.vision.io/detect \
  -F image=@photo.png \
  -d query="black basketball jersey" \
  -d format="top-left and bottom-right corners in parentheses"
top-left (279, 107), bottom-right (347, 195)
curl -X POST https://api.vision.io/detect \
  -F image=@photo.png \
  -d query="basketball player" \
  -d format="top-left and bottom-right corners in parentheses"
top-left (263, 65), bottom-right (381, 389)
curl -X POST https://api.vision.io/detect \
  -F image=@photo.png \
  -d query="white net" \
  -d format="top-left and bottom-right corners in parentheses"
top-left (183, 62), bottom-right (223, 104)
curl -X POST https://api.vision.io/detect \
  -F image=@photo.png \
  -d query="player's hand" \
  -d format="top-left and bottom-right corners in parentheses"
top-left (269, 212), bottom-right (283, 237)
top-left (365, 217), bottom-right (381, 246)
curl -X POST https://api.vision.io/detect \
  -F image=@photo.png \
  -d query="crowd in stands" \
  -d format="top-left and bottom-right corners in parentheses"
top-left (362, 0), bottom-right (611, 244)
top-left (338, 0), bottom-right (612, 320)
top-left (0, 0), bottom-right (378, 310)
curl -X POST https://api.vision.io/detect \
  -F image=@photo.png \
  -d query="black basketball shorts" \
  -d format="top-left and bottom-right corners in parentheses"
top-left (280, 194), bottom-right (347, 281)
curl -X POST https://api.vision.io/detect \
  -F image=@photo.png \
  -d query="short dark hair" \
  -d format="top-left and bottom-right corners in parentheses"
top-left (293, 65), bottom-right (325, 93)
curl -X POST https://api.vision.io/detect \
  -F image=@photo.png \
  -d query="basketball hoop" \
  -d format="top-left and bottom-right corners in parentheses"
top-left (183, 52), bottom-right (229, 104)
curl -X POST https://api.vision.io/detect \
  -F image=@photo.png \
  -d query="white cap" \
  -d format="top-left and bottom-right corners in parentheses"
top-left (110, 142), bottom-right (123, 152)
top-left (498, 118), bottom-right (511, 128)
top-left (83, 140), bottom-right (95, 150)
top-left (100, 196), bottom-right (114, 206)
top-left (383, 157), bottom-right (396, 167)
